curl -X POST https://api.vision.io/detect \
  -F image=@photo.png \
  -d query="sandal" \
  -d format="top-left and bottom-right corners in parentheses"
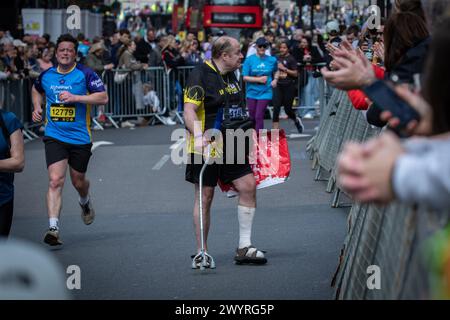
top-left (234, 245), bottom-right (267, 265)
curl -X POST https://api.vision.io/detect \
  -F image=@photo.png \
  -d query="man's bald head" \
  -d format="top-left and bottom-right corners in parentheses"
top-left (212, 36), bottom-right (239, 60)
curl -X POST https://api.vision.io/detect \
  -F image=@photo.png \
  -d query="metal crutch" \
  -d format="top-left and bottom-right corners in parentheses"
top-left (191, 143), bottom-right (216, 270)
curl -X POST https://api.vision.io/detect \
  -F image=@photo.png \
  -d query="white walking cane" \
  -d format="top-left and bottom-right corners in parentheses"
top-left (191, 143), bottom-right (216, 270)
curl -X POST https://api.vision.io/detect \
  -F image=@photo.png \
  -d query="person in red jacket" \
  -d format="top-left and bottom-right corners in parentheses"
top-left (347, 64), bottom-right (385, 110)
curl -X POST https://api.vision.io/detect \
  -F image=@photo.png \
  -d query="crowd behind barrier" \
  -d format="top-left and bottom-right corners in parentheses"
top-left (0, 79), bottom-right (39, 140)
top-left (307, 87), bottom-right (450, 299)
top-left (0, 63), bottom-right (329, 137)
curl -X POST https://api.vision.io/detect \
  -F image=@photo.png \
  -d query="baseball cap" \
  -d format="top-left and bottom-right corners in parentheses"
top-left (255, 37), bottom-right (269, 47)
top-left (326, 20), bottom-right (340, 33)
top-left (216, 30), bottom-right (226, 37)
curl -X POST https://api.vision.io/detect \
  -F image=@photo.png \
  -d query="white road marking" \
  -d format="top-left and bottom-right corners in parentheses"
top-left (288, 134), bottom-right (312, 139)
top-left (92, 141), bottom-right (114, 152)
top-left (170, 138), bottom-right (185, 150)
top-left (152, 155), bottom-right (171, 170)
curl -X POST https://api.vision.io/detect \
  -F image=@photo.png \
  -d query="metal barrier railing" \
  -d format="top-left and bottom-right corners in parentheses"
top-left (295, 63), bottom-right (328, 116)
top-left (102, 67), bottom-right (168, 127)
top-left (1, 62), bottom-right (330, 141)
top-left (308, 86), bottom-right (449, 299)
top-left (0, 79), bottom-right (39, 141)
top-left (333, 201), bottom-right (449, 299)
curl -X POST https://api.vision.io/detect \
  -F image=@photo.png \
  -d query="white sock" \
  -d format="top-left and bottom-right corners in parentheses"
top-left (238, 205), bottom-right (255, 249)
top-left (79, 195), bottom-right (90, 205)
top-left (49, 218), bottom-right (59, 229)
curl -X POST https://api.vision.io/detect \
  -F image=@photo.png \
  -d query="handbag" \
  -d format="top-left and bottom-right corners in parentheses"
top-left (114, 66), bottom-right (129, 84)
top-left (218, 129), bottom-right (291, 196)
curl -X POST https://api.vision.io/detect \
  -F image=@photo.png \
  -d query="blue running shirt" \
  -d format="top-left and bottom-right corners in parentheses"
top-left (242, 54), bottom-right (278, 100)
top-left (34, 64), bottom-right (106, 145)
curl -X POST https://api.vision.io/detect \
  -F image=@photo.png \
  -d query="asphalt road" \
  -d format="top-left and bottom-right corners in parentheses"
top-left (9, 118), bottom-right (349, 300)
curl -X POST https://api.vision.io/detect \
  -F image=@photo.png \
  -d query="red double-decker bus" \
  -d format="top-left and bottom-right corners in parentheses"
top-left (173, 0), bottom-right (263, 38)
top-left (203, 0), bottom-right (263, 29)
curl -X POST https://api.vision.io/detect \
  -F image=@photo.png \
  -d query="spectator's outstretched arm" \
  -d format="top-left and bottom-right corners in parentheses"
top-left (392, 137), bottom-right (450, 210)
top-left (321, 46), bottom-right (376, 90)
top-left (337, 132), bottom-right (450, 210)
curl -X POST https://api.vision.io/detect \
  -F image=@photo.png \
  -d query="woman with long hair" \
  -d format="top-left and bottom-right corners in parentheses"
top-left (117, 39), bottom-right (148, 128)
top-left (298, 37), bottom-right (322, 119)
top-left (383, 11), bottom-right (429, 82)
top-left (272, 40), bottom-right (304, 133)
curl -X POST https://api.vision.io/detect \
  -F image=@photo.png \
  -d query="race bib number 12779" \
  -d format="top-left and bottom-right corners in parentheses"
top-left (50, 104), bottom-right (76, 122)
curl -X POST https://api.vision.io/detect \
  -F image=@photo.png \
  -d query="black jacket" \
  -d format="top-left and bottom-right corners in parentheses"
top-left (297, 46), bottom-right (324, 66)
top-left (386, 36), bottom-right (431, 84)
top-left (162, 47), bottom-right (184, 69)
top-left (367, 37), bottom-right (431, 128)
top-left (134, 38), bottom-right (152, 64)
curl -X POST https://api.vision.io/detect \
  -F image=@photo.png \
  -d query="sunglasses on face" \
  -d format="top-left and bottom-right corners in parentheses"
top-left (258, 44), bottom-right (268, 49)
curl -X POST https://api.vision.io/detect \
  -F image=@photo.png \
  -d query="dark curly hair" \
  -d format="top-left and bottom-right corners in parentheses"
top-left (56, 33), bottom-right (78, 52)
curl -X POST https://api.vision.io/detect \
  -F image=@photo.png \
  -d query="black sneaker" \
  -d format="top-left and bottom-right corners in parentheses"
top-left (80, 200), bottom-right (95, 225)
top-left (295, 117), bottom-right (304, 134)
top-left (43, 227), bottom-right (63, 246)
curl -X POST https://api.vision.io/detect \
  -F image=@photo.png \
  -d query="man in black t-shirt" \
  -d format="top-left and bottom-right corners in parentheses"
top-left (183, 36), bottom-right (267, 267)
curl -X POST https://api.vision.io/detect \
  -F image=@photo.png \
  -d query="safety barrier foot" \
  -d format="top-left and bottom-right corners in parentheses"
top-left (175, 112), bottom-right (184, 125)
top-left (326, 175), bottom-right (336, 193)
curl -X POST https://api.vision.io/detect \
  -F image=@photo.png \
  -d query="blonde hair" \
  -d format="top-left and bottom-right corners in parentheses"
top-left (161, 35), bottom-right (176, 51)
top-left (252, 31), bottom-right (264, 43)
top-left (180, 40), bottom-right (192, 53)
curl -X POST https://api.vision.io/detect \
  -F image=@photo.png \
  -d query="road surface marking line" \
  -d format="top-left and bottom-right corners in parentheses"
top-left (170, 138), bottom-right (185, 150)
top-left (92, 141), bottom-right (114, 152)
top-left (152, 155), bottom-right (171, 170)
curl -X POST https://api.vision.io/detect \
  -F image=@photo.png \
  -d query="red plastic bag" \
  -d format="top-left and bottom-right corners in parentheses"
top-left (218, 129), bottom-right (291, 197)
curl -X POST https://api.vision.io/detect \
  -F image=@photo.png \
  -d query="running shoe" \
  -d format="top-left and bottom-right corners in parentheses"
top-left (295, 117), bottom-right (304, 134)
top-left (80, 200), bottom-right (95, 225)
top-left (43, 227), bottom-right (63, 246)
top-left (303, 111), bottom-right (315, 119)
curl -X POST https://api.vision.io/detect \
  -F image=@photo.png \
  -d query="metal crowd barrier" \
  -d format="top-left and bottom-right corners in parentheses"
top-left (333, 202), bottom-right (449, 299)
top-left (308, 87), bottom-right (450, 299)
top-left (307, 89), bottom-right (382, 208)
top-left (102, 67), bottom-right (168, 127)
top-left (166, 66), bottom-right (194, 125)
top-left (1, 63), bottom-right (333, 141)
top-left (0, 79), bottom-right (39, 141)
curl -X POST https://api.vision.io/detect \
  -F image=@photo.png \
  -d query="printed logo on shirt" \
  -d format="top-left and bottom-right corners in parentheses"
top-left (90, 78), bottom-right (104, 88)
top-left (186, 85), bottom-right (205, 101)
top-left (50, 85), bottom-right (73, 91)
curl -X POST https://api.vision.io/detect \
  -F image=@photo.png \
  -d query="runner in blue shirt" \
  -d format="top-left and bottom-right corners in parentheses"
top-left (0, 111), bottom-right (24, 237)
top-left (32, 34), bottom-right (108, 246)
top-left (242, 37), bottom-right (278, 132)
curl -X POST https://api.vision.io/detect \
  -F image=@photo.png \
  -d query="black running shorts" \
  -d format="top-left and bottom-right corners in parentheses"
top-left (43, 137), bottom-right (92, 173)
top-left (185, 153), bottom-right (253, 187)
